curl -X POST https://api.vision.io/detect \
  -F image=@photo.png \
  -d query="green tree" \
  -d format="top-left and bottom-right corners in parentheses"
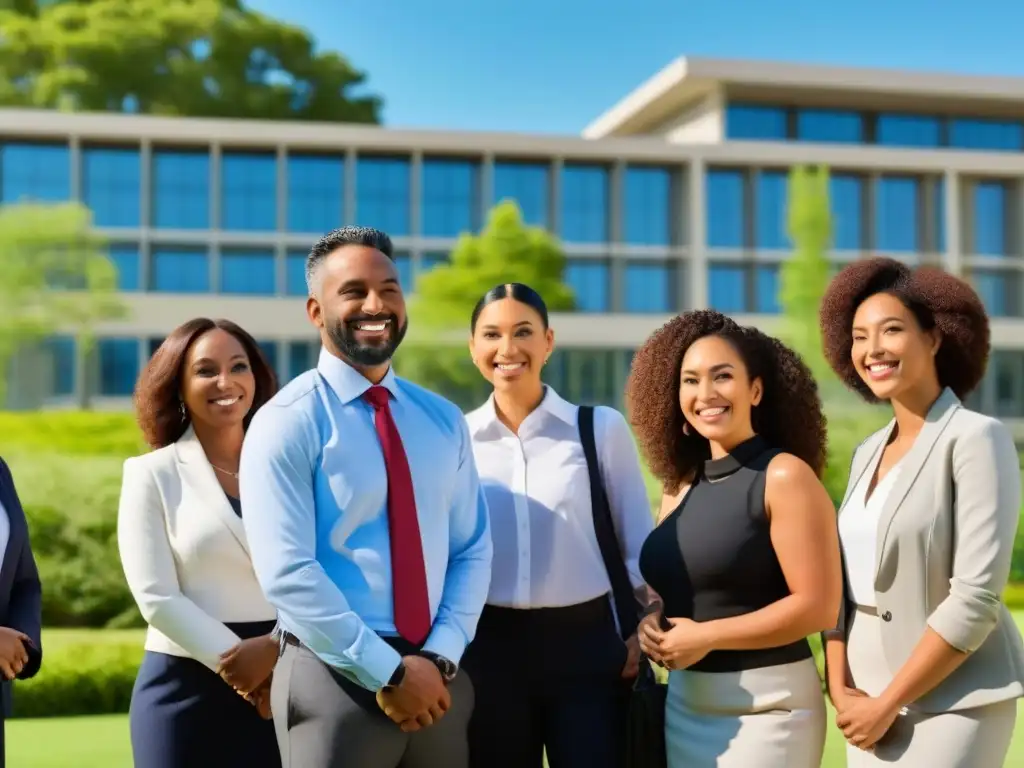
top-left (0, 0), bottom-right (381, 122)
top-left (0, 202), bottom-right (129, 408)
top-left (779, 165), bottom-right (888, 502)
top-left (780, 165), bottom-right (833, 385)
top-left (397, 201), bottom-right (575, 407)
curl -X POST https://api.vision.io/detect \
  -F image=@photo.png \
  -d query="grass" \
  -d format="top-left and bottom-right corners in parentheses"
top-left (11, 624), bottom-right (1024, 767)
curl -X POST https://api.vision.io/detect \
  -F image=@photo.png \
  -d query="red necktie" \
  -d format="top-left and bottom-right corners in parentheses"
top-left (363, 385), bottom-right (431, 645)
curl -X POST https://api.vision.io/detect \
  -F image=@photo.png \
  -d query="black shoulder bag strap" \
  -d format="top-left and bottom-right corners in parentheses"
top-left (578, 405), bottom-right (641, 641)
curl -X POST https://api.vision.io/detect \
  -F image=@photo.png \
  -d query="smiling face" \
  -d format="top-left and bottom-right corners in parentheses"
top-left (679, 334), bottom-right (762, 449)
top-left (469, 298), bottom-right (554, 391)
top-left (307, 244), bottom-right (408, 370)
top-left (851, 292), bottom-right (941, 401)
top-left (180, 328), bottom-right (255, 432)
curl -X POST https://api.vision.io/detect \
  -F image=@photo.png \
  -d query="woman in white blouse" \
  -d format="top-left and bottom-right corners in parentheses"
top-left (117, 318), bottom-right (281, 768)
top-left (461, 283), bottom-right (655, 768)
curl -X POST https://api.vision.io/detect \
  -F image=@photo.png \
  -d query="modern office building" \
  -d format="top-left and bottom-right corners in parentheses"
top-left (2, 56), bottom-right (1023, 434)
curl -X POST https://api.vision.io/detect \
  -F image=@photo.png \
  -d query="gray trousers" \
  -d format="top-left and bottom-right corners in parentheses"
top-left (271, 643), bottom-right (474, 768)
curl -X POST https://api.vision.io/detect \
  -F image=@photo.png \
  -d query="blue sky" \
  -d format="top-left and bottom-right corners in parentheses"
top-left (247, 0), bottom-right (1024, 135)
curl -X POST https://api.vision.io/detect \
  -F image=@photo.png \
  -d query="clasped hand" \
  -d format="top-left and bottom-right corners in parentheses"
top-left (834, 688), bottom-right (901, 752)
top-left (0, 627), bottom-right (30, 680)
top-left (217, 635), bottom-right (278, 717)
top-left (376, 655), bottom-right (450, 733)
top-left (638, 613), bottom-right (712, 670)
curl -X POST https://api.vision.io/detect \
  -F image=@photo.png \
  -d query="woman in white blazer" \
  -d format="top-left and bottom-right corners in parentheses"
top-left (819, 257), bottom-right (1024, 767)
top-left (118, 318), bottom-right (281, 768)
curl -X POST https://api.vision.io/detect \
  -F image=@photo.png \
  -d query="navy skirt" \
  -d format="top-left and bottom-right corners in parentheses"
top-left (129, 620), bottom-right (280, 768)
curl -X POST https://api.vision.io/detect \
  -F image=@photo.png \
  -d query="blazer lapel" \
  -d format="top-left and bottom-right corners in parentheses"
top-left (838, 422), bottom-right (895, 518)
top-left (0, 464), bottom-right (27, 591)
top-left (874, 388), bottom-right (961, 576)
top-left (173, 428), bottom-right (249, 555)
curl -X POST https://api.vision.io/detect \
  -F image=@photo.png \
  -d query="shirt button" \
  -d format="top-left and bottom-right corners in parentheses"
top-left (881, 610), bottom-right (892, 622)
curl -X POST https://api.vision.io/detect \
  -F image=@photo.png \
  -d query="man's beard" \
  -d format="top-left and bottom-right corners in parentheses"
top-left (327, 314), bottom-right (408, 367)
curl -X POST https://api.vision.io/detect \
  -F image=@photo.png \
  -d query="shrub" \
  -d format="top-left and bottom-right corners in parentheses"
top-left (11, 629), bottom-right (144, 718)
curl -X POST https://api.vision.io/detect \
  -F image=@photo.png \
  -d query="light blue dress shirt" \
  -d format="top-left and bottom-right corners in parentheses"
top-left (239, 348), bottom-right (493, 691)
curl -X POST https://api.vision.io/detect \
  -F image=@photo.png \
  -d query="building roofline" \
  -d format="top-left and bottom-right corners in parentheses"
top-left (582, 56), bottom-right (1024, 138)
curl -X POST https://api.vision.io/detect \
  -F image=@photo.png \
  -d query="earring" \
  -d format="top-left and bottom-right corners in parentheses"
top-left (179, 401), bottom-right (187, 422)
top-left (682, 421), bottom-right (691, 436)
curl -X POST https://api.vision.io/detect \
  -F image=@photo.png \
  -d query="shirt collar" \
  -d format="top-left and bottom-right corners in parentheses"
top-left (317, 346), bottom-right (400, 406)
top-left (469, 385), bottom-right (576, 437)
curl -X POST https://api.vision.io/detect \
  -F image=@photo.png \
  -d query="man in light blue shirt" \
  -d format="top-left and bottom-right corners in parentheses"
top-left (239, 226), bottom-right (492, 768)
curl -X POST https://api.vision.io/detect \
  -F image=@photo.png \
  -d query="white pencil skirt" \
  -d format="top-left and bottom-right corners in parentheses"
top-left (664, 656), bottom-right (826, 767)
top-left (845, 605), bottom-right (1016, 768)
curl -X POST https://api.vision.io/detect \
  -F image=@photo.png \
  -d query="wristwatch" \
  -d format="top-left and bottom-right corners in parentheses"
top-left (387, 661), bottom-right (407, 688)
top-left (419, 651), bottom-right (458, 684)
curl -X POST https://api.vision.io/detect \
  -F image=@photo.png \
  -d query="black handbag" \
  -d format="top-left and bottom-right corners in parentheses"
top-left (578, 406), bottom-right (668, 768)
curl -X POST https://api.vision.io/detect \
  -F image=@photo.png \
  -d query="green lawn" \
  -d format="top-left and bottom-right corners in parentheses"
top-left (11, 623), bottom-right (1024, 767)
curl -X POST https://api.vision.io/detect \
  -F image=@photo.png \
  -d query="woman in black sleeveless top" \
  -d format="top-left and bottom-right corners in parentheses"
top-left (626, 310), bottom-right (842, 768)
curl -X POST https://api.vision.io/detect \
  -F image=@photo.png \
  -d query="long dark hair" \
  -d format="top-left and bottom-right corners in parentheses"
top-left (134, 318), bottom-right (278, 449)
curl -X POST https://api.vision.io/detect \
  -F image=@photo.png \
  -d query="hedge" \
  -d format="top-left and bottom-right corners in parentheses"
top-left (10, 630), bottom-right (143, 719)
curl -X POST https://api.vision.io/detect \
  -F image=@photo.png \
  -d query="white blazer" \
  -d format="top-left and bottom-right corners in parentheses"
top-left (117, 426), bottom-right (276, 671)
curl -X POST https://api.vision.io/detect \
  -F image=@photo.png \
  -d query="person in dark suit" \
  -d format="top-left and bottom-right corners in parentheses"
top-left (0, 457), bottom-right (43, 766)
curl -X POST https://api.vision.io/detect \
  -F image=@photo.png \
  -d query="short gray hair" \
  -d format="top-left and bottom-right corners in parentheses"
top-left (305, 226), bottom-right (394, 295)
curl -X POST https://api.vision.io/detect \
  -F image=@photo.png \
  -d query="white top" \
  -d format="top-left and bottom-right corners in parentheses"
top-left (839, 461), bottom-right (903, 608)
top-left (465, 387), bottom-right (653, 610)
top-left (117, 427), bottom-right (277, 670)
top-left (0, 495), bottom-right (9, 575)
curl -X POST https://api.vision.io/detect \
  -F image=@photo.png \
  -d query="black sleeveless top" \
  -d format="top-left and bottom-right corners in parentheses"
top-left (638, 434), bottom-right (811, 673)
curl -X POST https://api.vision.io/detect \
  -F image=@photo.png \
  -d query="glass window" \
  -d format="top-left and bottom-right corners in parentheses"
top-left (147, 337), bottom-right (164, 357)
top-left (933, 176), bottom-right (946, 253)
top-left (755, 265), bottom-right (781, 313)
top-left (152, 247), bottom-right (209, 292)
top-left (796, 109), bottom-right (864, 143)
top-left (565, 260), bottom-right (609, 312)
top-left (973, 180), bottom-right (1008, 256)
top-left (755, 170), bottom-right (788, 250)
top-left (0, 142), bottom-right (70, 202)
top-left (421, 252), bottom-right (448, 273)
top-left (991, 351), bottom-right (1024, 419)
top-left (708, 264), bottom-right (746, 313)
top-left (624, 166), bottom-right (673, 246)
top-left (47, 336), bottom-right (76, 397)
top-left (972, 271), bottom-right (1019, 317)
top-left (220, 249), bottom-right (276, 295)
top-left (152, 149), bottom-right (209, 229)
top-left (356, 156), bottom-right (410, 236)
top-left (725, 104), bottom-right (788, 141)
top-left (875, 176), bottom-right (919, 253)
top-left (287, 153), bottom-right (343, 233)
top-left (560, 165), bottom-right (609, 243)
top-left (421, 158), bottom-right (478, 238)
top-left (287, 341), bottom-right (317, 382)
top-left (83, 147), bottom-right (141, 227)
top-left (706, 169), bottom-right (745, 248)
top-left (830, 174), bottom-right (864, 250)
top-left (97, 337), bottom-right (139, 397)
top-left (256, 340), bottom-right (278, 378)
top-left (108, 244), bottom-right (140, 291)
top-left (624, 262), bottom-right (673, 313)
top-left (493, 161), bottom-right (548, 227)
top-left (949, 119), bottom-right (1024, 152)
top-left (876, 114), bottom-right (942, 148)
top-left (394, 251), bottom-right (413, 293)
top-left (286, 251), bottom-right (307, 296)
top-left (221, 152), bottom-right (276, 231)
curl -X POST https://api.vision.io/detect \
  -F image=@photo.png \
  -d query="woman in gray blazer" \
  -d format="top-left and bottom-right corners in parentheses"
top-left (818, 256), bottom-right (1024, 767)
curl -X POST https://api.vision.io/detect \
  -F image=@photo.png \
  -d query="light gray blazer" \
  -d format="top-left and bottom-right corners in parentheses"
top-left (832, 387), bottom-right (1024, 713)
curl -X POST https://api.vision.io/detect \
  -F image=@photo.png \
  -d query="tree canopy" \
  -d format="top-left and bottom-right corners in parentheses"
top-left (0, 0), bottom-right (382, 122)
top-left (0, 202), bottom-right (129, 407)
top-left (398, 201), bottom-right (575, 407)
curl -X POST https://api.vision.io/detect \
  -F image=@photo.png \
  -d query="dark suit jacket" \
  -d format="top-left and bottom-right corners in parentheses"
top-left (0, 457), bottom-right (43, 720)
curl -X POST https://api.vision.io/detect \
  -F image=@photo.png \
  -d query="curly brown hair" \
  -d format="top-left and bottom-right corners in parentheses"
top-left (626, 309), bottom-right (828, 493)
top-left (819, 257), bottom-right (990, 402)
top-left (134, 318), bottom-right (278, 450)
